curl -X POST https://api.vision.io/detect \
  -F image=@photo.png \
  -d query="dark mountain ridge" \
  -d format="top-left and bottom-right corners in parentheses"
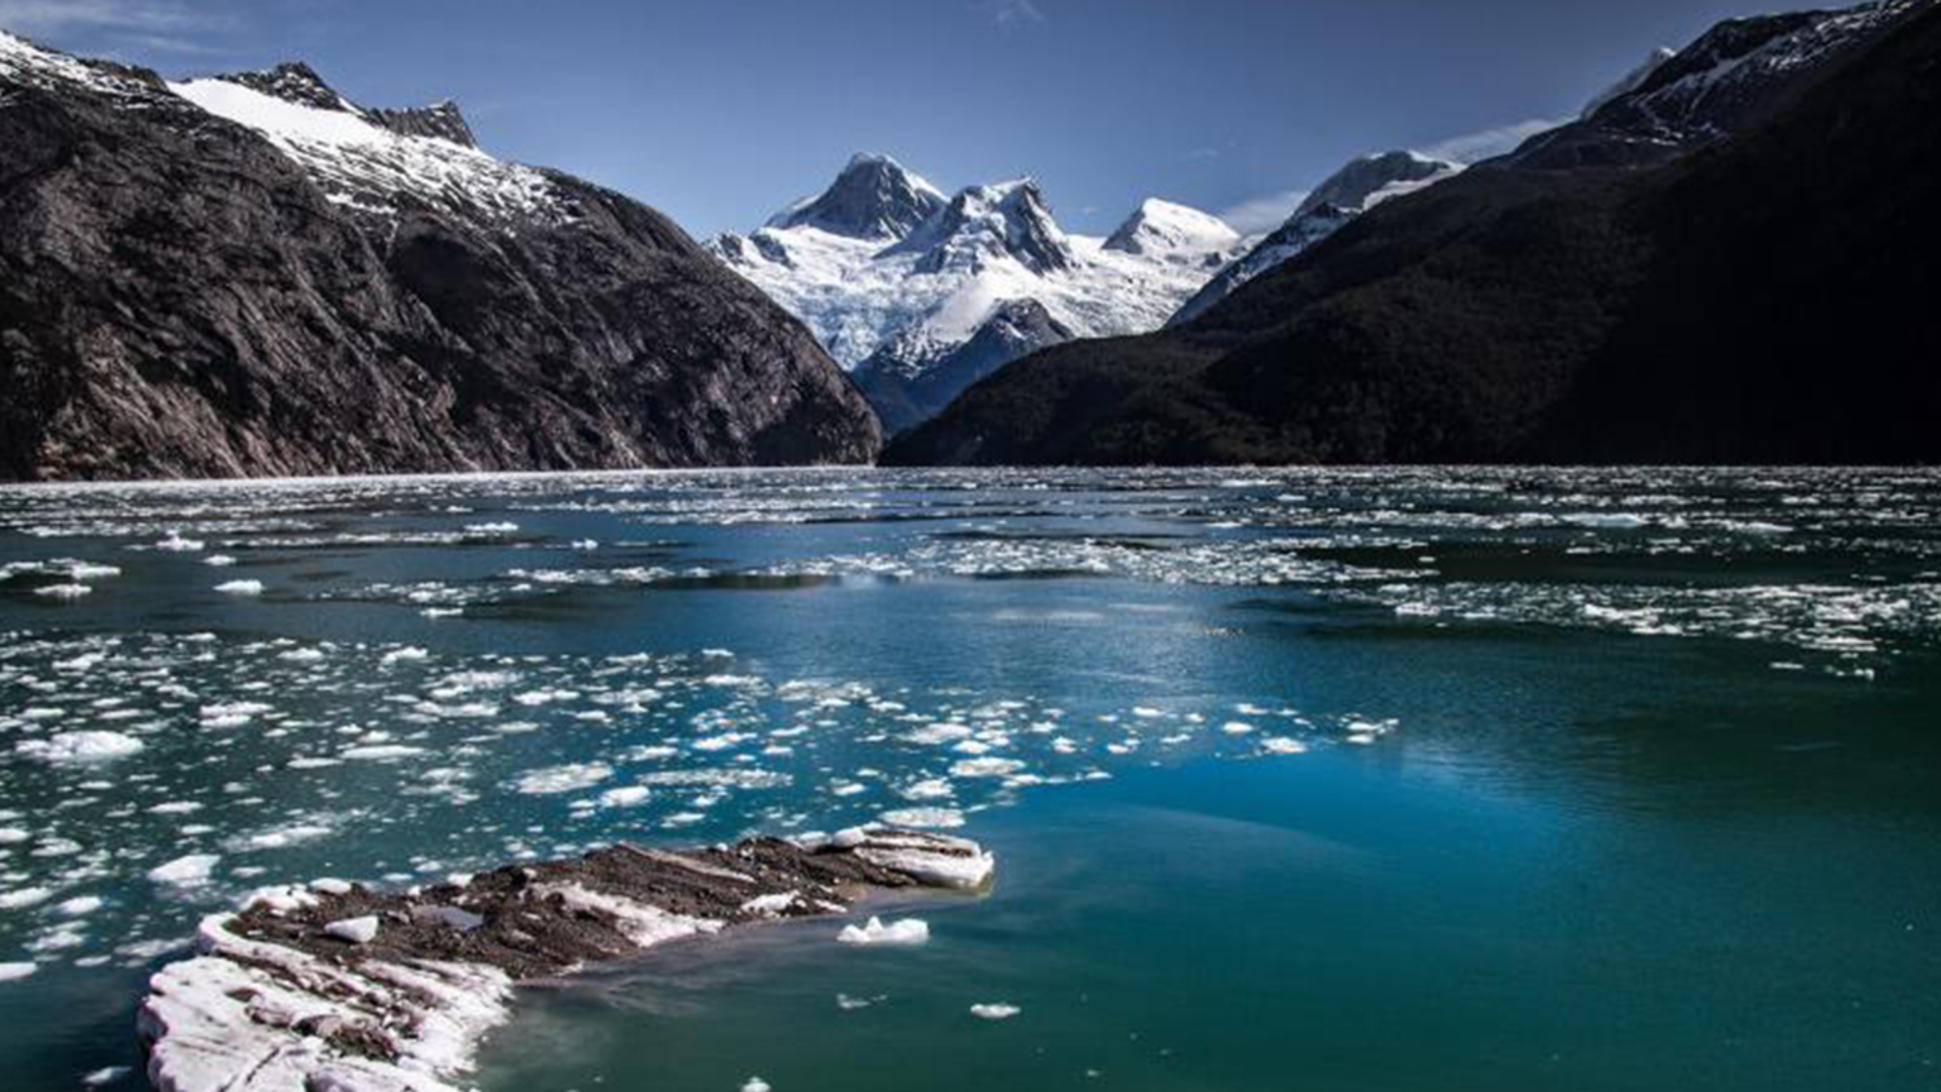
top-left (0, 34), bottom-right (879, 480)
top-left (886, 0), bottom-right (1939, 467)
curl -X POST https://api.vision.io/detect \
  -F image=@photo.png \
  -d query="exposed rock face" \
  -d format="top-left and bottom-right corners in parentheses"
top-left (886, 0), bottom-right (1941, 467)
top-left (0, 33), bottom-right (880, 481)
top-left (139, 828), bottom-right (994, 1092)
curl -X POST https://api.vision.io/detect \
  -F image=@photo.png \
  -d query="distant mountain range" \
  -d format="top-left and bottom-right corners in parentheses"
top-left (887, 0), bottom-right (1940, 466)
top-left (709, 157), bottom-right (1244, 433)
top-left (0, 35), bottom-right (877, 480)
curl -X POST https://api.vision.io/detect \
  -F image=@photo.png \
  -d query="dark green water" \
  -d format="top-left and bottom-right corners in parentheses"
top-left (0, 468), bottom-right (1934, 1090)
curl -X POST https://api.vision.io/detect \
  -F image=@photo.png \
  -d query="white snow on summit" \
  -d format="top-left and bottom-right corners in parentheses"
top-left (711, 155), bottom-right (1245, 370)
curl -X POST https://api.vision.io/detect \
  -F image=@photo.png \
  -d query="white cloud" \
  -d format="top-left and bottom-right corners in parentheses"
top-left (0, 0), bottom-right (232, 51)
top-left (985, 0), bottom-right (1045, 28)
top-left (1218, 189), bottom-right (1309, 235)
top-left (1418, 117), bottom-right (1565, 164)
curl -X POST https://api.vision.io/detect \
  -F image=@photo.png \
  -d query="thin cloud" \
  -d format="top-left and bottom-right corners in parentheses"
top-left (985, 0), bottom-right (1045, 29)
top-left (1419, 117), bottom-right (1564, 164)
top-left (0, 0), bottom-right (235, 52)
top-left (1218, 189), bottom-right (1309, 235)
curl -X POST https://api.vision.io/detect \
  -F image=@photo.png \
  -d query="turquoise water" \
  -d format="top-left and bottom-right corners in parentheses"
top-left (0, 468), bottom-right (1935, 1090)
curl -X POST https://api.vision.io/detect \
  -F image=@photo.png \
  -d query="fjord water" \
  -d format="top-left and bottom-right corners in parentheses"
top-left (0, 468), bottom-right (1934, 1091)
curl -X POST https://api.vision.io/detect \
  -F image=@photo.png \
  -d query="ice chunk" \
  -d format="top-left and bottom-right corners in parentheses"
top-left (213, 579), bottom-right (264, 596)
top-left (0, 962), bottom-right (37, 982)
top-left (970, 1002), bottom-right (1021, 1020)
top-left (148, 854), bottom-right (220, 887)
top-left (836, 915), bottom-right (929, 946)
top-left (878, 807), bottom-right (966, 829)
top-left (16, 730), bottom-right (145, 764)
top-left (510, 762), bottom-right (613, 795)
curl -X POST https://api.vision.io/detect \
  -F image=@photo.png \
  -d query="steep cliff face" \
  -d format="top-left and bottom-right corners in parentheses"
top-left (0, 33), bottom-right (879, 480)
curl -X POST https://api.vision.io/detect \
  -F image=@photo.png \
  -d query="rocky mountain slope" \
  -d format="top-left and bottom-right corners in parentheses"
top-left (0, 35), bottom-right (879, 481)
top-left (886, 0), bottom-right (1939, 467)
top-left (1168, 150), bottom-right (1458, 326)
top-left (710, 157), bottom-right (1243, 431)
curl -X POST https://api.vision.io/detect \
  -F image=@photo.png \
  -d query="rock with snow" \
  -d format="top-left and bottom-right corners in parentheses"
top-left (139, 830), bottom-right (993, 1091)
top-left (322, 915), bottom-right (380, 944)
top-left (1506, 0), bottom-right (1922, 169)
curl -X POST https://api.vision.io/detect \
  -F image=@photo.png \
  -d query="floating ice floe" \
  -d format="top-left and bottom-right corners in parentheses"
top-left (213, 579), bottom-right (264, 596)
top-left (33, 583), bottom-right (91, 599)
top-left (510, 762), bottom-right (613, 795)
top-left (147, 854), bottom-right (220, 888)
top-left (0, 962), bottom-right (37, 982)
top-left (970, 1002), bottom-right (1021, 1020)
top-left (878, 807), bottom-right (966, 829)
top-left (837, 916), bottom-right (930, 946)
top-left (16, 730), bottom-right (145, 764)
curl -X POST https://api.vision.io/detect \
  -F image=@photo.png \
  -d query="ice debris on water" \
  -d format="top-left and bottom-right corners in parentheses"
top-left (837, 916), bottom-right (930, 946)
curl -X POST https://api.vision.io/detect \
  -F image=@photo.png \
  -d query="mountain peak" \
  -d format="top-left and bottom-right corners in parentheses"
top-left (212, 62), bottom-right (478, 147)
top-left (370, 99), bottom-right (477, 147)
top-left (767, 153), bottom-right (947, 239)
top-left (886, 177), bottom-right (1073, 274)
top-left (219, 61), bottom-right (349, 112)
top-left (1291, 150), bottom-right (1457, 221)
top-left (1580, 46), bottom-right (1678, 118)
top-left (1103, 198), bottom-right (1238, 256)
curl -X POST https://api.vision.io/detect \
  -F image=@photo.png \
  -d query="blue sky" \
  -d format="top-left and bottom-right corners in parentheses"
top-left (3, 0), bottom-right (1778, 236)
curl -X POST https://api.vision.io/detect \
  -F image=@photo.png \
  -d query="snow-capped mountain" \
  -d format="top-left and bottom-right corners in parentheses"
top-left (1506, 0), bottom-right (1920, 168)
top-left (710, 154), bottom-right (1245, 429)
top-left (0, 30), bottom-right (876, 478)
top-left (767, 152), bottom-right (946, 238)
top-left (1170, 150), bottom-right (1456, 325)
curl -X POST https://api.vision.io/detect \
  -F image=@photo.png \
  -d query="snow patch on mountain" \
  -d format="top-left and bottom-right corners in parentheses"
top-left (165, 65), bottom-right (562, 223)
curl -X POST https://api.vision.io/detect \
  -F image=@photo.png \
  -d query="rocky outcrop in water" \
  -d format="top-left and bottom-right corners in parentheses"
top-left (0, 33), bottom-right (880, 481)
top-left (139, 828), bottom-right (993, 1092)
